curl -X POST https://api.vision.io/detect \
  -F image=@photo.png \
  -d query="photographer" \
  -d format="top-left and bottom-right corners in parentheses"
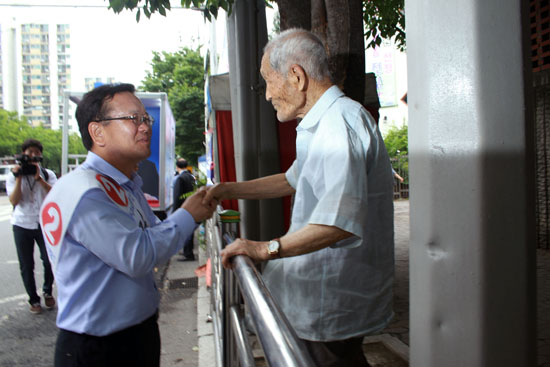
top-left (7, 138), bottom-right (57, 314)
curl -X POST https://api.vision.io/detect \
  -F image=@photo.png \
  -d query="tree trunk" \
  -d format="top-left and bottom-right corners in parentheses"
top-left (276, 0), bottom-right (311, 30)
top-left (274, 0), bottom-right (365, 106)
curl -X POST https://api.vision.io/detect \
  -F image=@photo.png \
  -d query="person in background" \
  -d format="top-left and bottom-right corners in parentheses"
top-left (392, 168), bottom-right (404, 183)
top-left (204, 29), bottom-right (394, 367)
top-left (40, 83), bottom-right (216, 367)
top-left (7, 138), bottom-right (57, 314)
top-left (173, 158), bottom-right (197, 261)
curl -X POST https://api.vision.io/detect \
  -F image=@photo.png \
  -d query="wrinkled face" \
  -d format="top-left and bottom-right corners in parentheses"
top-left (260, 54), bottom-right (302, 122)
top-left (99, 92), bottom-right (151, 161)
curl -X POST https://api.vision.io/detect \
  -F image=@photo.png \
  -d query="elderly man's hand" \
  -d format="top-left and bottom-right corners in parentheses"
top-left (202, 183), bottom-right (226, 206)
top-left (221, 238), bottom-right (269, 269)
top-left (182, 189), bottom-right (218, 222)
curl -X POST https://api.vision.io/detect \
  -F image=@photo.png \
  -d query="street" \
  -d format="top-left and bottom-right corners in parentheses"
top-left (0, 193), bottom-right (58, 366)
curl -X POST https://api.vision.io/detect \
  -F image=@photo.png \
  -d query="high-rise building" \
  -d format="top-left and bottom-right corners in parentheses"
top-left (84, 76), bottom-right (116, 91)
top-left (0, 21), bottom-right (71, 130)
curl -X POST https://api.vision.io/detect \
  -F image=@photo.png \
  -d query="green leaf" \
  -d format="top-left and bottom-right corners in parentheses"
top-left (209, 5), bottom-right (218, 18)
top-left (109, 0), bottom-right (124, 12)
top-left (363, 0), bottom-right (406, 51)
top-left (136, 8), bottom-right (141, 21)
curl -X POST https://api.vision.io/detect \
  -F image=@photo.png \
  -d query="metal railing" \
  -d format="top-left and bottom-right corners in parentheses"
top-left (206, 208), bottom-right (316, 367)
top-left (391, 155), bottom-right (409, 200)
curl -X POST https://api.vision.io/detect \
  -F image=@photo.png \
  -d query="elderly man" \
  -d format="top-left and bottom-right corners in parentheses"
top-left (41, 84), bottom-right (216, 367)
top-left (204, 29), bottom-right (394, 367)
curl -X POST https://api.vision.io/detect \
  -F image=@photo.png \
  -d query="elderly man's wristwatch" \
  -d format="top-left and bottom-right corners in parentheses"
top-left (267, 238), bottom-right (281, 258)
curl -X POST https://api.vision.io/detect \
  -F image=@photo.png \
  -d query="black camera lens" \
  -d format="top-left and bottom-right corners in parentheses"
top-left (13, 153), bottom-right (39, 176)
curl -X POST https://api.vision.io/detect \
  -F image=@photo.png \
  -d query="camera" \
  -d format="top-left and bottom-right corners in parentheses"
top-left (13, 154), bottom-right (42, 177)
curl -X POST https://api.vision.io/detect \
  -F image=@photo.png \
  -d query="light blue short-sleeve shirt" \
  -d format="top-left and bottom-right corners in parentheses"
top-left (263, 86), bottom-right (395, 341)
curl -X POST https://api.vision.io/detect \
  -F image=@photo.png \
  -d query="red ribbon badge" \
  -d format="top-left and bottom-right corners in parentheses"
top-left (96, 174), bottom-right (129, 207)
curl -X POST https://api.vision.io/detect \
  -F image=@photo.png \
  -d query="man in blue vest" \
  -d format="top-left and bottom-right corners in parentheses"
top-left (41, 83), bottom-right (216, 367)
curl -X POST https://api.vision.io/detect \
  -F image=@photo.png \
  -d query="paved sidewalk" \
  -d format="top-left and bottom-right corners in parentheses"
top-left (377, 199), bottom-right (410, 346)
top-left (159, 242), bottom-right (202, 367)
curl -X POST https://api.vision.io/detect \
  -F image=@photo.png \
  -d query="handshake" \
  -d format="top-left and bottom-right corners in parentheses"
top-left (180, 186), bottom-right (220, 223)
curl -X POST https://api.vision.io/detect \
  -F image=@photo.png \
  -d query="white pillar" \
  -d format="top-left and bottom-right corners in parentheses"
top-left (406, 0), bottom-right (535, 366)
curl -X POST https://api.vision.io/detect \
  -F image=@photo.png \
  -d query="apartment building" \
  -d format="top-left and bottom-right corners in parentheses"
top-left (0, 21), bottom-right (71, 129)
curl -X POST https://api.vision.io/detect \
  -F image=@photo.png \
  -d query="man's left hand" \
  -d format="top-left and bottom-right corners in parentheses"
top-left (221, 238), bottom-right (268, 269)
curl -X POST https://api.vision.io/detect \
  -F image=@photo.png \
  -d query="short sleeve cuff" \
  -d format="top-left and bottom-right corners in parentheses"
top-left (308, 214), bottom-right (365, 248)
top-left (285, 161), bottom-right (298, 189)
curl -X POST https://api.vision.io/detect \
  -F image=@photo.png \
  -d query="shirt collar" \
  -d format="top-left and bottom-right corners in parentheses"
top-left (82, 151), bottom-right (142, 188)
top-left (297, 85), bottom-right (344, 131)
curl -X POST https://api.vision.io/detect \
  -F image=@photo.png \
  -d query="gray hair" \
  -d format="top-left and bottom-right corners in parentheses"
top-left (264, 28), bottom-right (331, 82)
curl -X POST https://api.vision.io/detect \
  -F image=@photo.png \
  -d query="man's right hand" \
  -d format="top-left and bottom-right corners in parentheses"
top-left (182, 189), bottom-right (218, 223)
top-left (11, 165), bottom-right (21, 177)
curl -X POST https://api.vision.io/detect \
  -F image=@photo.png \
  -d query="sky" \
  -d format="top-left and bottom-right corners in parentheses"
top-left (0, 0), bottom-right (209, 89)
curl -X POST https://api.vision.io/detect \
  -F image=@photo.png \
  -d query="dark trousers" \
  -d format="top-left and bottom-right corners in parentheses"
top-left (12, 225), bottom-right (54, 305)
top-left (183, 232), bottom-right (194, 259)
top-left (54, 312), bottom-right (160, 367)
top-left (301, 337), bottom-right (371, 367)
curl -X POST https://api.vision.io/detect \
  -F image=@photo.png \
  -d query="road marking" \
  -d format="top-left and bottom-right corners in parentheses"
top-left (0, 293), bottom-right (27, 305)
top-left (6, 260), bottom-right (19, 265)
top-left (0, 204), bottom-right (12, 222)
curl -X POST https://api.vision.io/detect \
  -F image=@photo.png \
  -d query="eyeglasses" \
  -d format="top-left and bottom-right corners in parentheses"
top-left (94, 114), bottom-right (154, 128)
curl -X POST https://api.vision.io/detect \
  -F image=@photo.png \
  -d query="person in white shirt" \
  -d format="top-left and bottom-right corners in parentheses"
top-left (204, 28), bottom-right (395, 367)
top-left (7, 138), bottom-right (57, 314)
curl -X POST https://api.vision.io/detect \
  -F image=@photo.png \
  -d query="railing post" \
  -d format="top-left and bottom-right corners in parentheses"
top-left (220, 209), bottom-right (241, 239)
top-left (219, 210), bottom-right (242, 367)
top-left (206, 212), bottom-right (224, 367)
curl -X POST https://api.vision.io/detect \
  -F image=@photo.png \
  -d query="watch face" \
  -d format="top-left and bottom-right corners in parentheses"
top-left (268, 240), bottom-right (279, 253)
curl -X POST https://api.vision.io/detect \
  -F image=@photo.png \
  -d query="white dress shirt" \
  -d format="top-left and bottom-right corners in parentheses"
top-left (7, 167), bottom-right (57, 229)
top-left (262, 86), bottom-right (395, 341)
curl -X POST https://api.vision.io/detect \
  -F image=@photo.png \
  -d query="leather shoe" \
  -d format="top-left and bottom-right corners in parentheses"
top-left (177, 256), bottom-right (195, 262)
top-left (43, 293), bottom-right (55, 309)
top-left (30, 303), bottom-right (43, 314)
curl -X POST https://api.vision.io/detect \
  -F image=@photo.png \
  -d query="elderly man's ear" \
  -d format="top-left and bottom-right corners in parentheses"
top-left (289, 64), bottom-right (308, 91)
